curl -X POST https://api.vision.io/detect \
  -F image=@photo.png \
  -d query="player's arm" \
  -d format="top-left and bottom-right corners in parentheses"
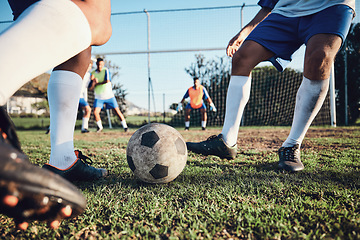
top-left (203, 88), bottom-right (217, 112)
top-left (177, 91), bottom-right (189, 111)
top-left (88, 74), bottom-right (97, 90)
top-left (96, 68), bottom-right (111, 86)
top-left (226, 0), bottom-right (277, 57)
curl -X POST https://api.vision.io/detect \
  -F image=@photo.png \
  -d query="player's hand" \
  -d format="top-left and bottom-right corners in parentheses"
top-left (226, 28), bottom-right (251, 57)
top-left (210, 103), bottom-right (217, 112)
top-left (176, 103), bottom-right (183, 112)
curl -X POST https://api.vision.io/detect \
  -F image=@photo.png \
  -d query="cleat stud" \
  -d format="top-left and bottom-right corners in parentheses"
top-left (17, 222), bottom-right (29, 230)
top-left (61, 205), bottom-right (72, 218)
top-left (50, 220), bottom-right (60, 229)
top-left (3, 195), bottom-right (18, 207)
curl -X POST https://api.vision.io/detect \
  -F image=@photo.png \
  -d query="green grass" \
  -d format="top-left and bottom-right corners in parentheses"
top-left (10, 116), bottom-right (172, 130)
top-left (1, 127), bottom-right (359, 239)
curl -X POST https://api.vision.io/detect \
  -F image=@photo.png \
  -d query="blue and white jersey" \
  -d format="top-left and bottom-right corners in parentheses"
top-left (258, 0), bottom-right (355, 17)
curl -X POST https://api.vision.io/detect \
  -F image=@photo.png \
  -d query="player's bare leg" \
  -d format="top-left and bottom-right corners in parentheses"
top-left (81, 105), bottom-right (92, 133)
top-left (184, 108), bottom-right (191, 130)
top-left (113, 108), bottom-right (128, 132)
top-left (279, 34), bottom-right (342, 172)
top-left (200, 108), bottom-right (207, 130)
top-left (93, 107), bottom-right (104, 132)
top-left (83, 106), bottom-right (92, 119)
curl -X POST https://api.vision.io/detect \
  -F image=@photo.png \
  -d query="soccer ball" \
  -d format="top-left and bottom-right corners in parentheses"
top-left (126, 123), bottom-right (187, 183)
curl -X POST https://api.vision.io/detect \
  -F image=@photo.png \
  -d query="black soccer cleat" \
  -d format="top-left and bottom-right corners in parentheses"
top-left (0, 106), bottom-right (22, 152)
top-left (186, 134), bottom-right (237, 160)
top-left (81, 129), bottom-right (89, 133)
top-left (278, 144), bottom-right (304, 172)
top-left (184, 127), bottom-right (189, 131)
top-left (43, 150), bottom-right (108, 182)
top-left (0, 107), bottom-right (86, 229)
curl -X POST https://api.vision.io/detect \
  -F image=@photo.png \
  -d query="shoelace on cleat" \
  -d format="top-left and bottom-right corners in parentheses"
top-left (75, 150), bottom-right (93, 165)
top-left (205, 135), bottom-right (219, 141)
top-left (280, 146), bottom-right (298, 163)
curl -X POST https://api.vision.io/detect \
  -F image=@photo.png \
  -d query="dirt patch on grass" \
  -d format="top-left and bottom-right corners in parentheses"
top-left (75, 127), bottom-right (359, 153)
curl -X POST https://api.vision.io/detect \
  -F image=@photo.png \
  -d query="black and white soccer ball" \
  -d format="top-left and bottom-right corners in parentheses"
top-left (126, 123), bottom-right (187, 184)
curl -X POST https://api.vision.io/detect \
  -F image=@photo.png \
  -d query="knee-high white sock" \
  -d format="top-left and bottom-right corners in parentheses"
top-left (82, 117), bottom-right (90, 130)
top-left (96, 120), bottom-right (103, 130)
top-left (121, 120), bottom-right (128, 129)
top-left (201, 121), bottom-right (207, 128)
top-left (0, 0), bottom-right (91, 105)
top-left (48, 70), bottom-right (82, 169)
top-left (282, 77), bottom-right (329, 147)
top-left (221, 75), bottom-right (251, 146)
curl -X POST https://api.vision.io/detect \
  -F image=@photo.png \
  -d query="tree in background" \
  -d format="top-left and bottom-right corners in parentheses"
top-left (334, 23), bottom-right (360, 125)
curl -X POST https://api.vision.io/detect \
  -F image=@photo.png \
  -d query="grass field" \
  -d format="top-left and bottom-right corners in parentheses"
top-left (10, 115), bottom-right (171, 130)
top-left (1, 126), bottom-right (359, 239)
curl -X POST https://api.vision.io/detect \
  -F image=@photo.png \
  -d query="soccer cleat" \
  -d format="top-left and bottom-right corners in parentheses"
top-left (0, 107), bottom-right (86, 228)
top-left (0, 106), bottom-right (22, 152)
top-left (42, 150), bottom-right (108, 182)
top-left (124, 127), bottom-right (128, 132)
top-left (278, 144), bottom-right (304, 172)
top-left (186, 134), bottom-right (237, 160)
top-left (202, 127), bottom-right (206, 131)
top-left (96, 127), bottom-right (103, 133)
top-left (184, 127), bottom-right (189, 131)
top-left (81, 129), bottom-right (90, 133)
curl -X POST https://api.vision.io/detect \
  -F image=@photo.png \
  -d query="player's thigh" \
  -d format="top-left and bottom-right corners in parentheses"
top-left (71, 0), bottom-right (112, 46)
top-left (304, 34), bottom-right (342, 80)
top-left (93, 107), bottom-right (101, 114)
top-left (231, 40), bottom-right (274, 76)
top-left (302, 5), bottom-right (353, 79)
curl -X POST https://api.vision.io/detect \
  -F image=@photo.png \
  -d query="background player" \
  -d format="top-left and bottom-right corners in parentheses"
top-left (186, 0), bottom-right (355, 172)
top-left (177, 77), bottom-right (217, 131)
top-left (0, 0), bottom-right (112, 229)
top-left (89, 58), bottom-right (128, 132)
top-left (79, 60), bottom-right (94, 133)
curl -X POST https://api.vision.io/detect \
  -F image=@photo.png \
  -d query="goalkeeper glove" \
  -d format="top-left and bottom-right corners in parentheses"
top-left (210, 103), bottom-right (217, 112)
top-left (176, 103), bottom-right (183, 112)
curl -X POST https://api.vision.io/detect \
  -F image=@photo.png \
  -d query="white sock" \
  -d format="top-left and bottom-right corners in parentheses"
top-left (185, 121), bottom-right (190, 128)
top-left (201, 121), bottom-right (207, 128)
top-left (221, 75), bottom-right (251, 146)
top-left (97, 120), bottom-right (103, 130)
top-left (82, 117), bottom-right (89, 130)
top-left (282, 77), bottom-right (329, 147)
top-left (48, 70), bottom-right (82, 169)
top-left (121, 120), bottom-right (128, 129)
top-left (0, 0), bottom-right (91, 105)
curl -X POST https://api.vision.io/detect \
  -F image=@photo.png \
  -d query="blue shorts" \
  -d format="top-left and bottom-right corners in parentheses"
top-left (94, 97), bottom-right (119, 110)
top-left (79, 98), bottom-right (89, 108)
top-left (185, 102), bottom-right (206, 110)
top-left (246, 5), bottom-right (354, 71)
top-left (8, 0), bottom-right (40, 20)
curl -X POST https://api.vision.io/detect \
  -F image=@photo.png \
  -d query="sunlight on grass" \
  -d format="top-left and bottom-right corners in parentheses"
top-left (1, 127), bottom-right (359, 239)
